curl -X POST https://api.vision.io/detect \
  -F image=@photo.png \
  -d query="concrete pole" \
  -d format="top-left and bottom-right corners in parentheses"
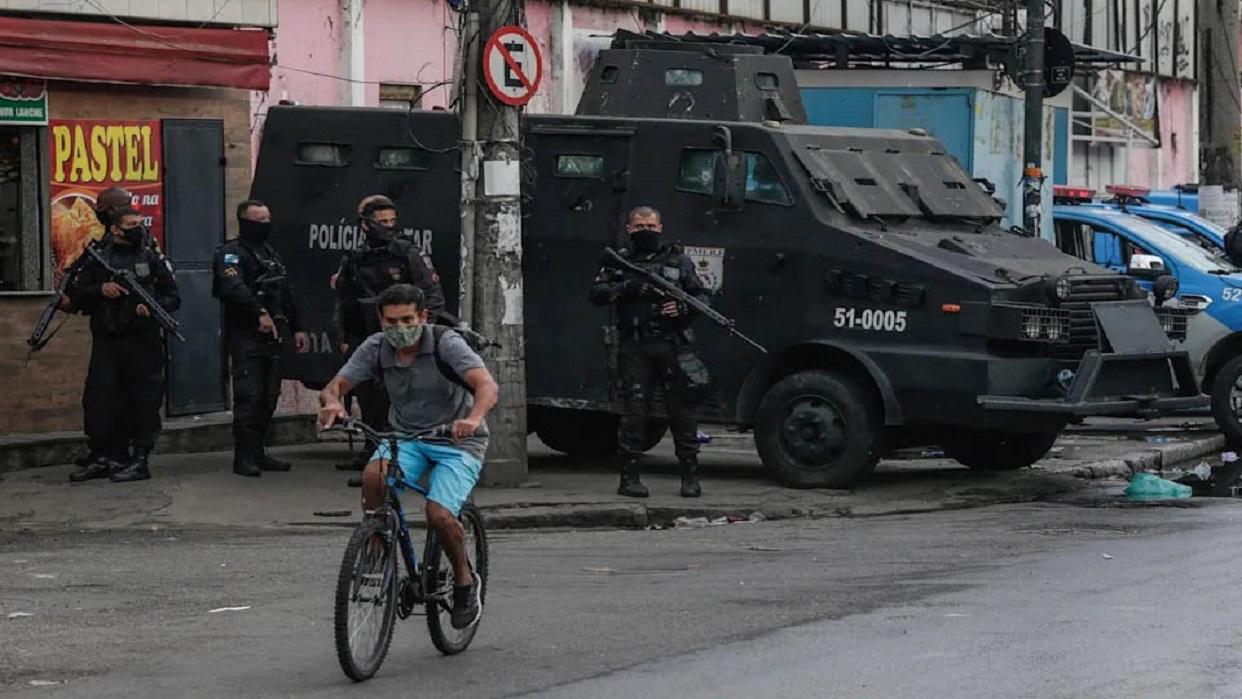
top-left (1021, 0), bottom-right (1046, 237)
top-left (468, 0), bottom-right (527, 485)
top-left (1199, 0), bottom-right (1241, 209)
top-left (339, 0), bottom-right (366, 107)
top-left (459, 10), bottom-right (480, 326)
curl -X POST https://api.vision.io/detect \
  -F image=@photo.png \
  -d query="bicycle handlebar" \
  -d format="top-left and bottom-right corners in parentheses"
top-left (325, 417), bottom-right (449, 443)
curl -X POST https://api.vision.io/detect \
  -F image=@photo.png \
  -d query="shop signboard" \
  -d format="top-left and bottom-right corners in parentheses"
top-left (48, 119), bottom-right (164, 275)
top-left (0, 79), bottom-right (47, 126)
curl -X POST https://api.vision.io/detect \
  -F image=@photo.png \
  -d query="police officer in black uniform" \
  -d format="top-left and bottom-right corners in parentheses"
top-left (590, 206), bottom-right (708, 498)
top-left (213, 199), bottom-right (309, 477)
top-left (63, 186), bottom-right (136, 471)
top-left (66, 206), bottom-right (180, 484)
top-left (334, 194), bottom-right (447, 473)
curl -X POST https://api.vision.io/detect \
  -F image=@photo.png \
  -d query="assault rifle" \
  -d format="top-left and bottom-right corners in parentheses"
top-left (602, 247), bottom-right (767, 353)
top-left (84, 245), bottom-right (186, 342)
top-left (24, 259), bottom-right (84, 366)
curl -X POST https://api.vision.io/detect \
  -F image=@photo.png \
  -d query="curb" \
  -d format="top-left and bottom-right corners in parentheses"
top-left (477, 437), bottom-right (1232, 531)
top-left (0, 415), bottom-right (319, 473)
top-left (1062, 435), bottom-right (1227, 480)
top-left (479, 503), bottom-right (792, 531)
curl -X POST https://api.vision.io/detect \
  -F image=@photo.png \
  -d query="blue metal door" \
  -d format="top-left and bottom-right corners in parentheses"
top-left (162, 119), bottom-right (227, 416)
top-left (874, 90), bottom-right (974, 171)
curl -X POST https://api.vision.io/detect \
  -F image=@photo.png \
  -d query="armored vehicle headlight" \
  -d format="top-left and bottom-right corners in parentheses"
top-left (1019, 308), bottom-right (1071, 343)
top-left (1021, 313), bottom-right (1042, 339)
top-left (1052, 276), bottom-right (1073, 301)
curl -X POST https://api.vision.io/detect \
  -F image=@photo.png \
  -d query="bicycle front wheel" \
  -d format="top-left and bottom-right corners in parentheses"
top-left (334, 514), bottom-right (400, 681)
top-left (424, 503), bottom-right (489, 655)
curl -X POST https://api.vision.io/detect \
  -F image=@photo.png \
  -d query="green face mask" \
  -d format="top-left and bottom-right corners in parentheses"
top-left (382, 323), bottom-right (424, 349)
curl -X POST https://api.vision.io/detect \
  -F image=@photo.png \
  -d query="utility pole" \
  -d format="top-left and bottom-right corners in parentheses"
top-left (1198, 0), bottom-right (1241, 227)
top-left (461, 0), bottom-right (527, 485)
top-left (1020, 0), bottom-right (1046, 237)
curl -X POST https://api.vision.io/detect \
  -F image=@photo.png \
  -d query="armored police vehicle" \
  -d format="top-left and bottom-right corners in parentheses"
top-left (252, 37), bottom-right (1205, 488)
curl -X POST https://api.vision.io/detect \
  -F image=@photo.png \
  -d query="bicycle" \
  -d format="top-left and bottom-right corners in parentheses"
top-left (327, 417), bottom-right (489, 682)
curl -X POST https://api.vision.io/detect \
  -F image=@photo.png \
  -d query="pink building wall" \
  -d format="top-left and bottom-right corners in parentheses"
top-left (1125, 79), bottom-right (1196, 189)
top-left (253, 0), bottom-right (763, 138)
top-left (363, 0), bottom-right (460, 109)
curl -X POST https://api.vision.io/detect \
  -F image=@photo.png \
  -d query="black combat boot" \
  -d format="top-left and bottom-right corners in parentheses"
top-left (617, 454), bottom-right (649, 498)
top-left (258, 447), bottom-right (292, 472)
top-left (110, 446), bottom-right (152, 483)
top-left (69, 453), bottom-right (122, 483)
top-left (335, 454), bottom-right (367, 471)
top-left (679, 457), bottom-right (702, 498)
top-left (233, 453), bottom-right (263, 478)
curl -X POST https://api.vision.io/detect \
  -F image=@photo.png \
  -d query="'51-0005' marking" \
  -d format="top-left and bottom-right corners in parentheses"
top-left (833, 308), bottom-right (908, 332)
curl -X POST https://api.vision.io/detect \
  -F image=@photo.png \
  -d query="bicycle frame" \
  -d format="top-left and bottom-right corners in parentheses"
top-left (333, 418), bottom-right (449, 606)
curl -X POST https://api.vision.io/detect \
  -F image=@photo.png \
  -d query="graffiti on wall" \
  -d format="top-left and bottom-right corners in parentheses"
top-left (1090, 70), bottom-right (1159, 142)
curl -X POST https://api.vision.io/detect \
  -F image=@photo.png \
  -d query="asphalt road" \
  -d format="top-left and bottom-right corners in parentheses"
top-left (4, 490), bottom-right (1242, 698)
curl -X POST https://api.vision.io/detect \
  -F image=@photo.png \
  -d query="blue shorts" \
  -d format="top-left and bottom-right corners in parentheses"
top-left (371, 440), bottom-right (483, 516)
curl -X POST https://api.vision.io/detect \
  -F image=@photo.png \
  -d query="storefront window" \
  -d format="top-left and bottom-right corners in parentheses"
top-left (0, 125), bottom-right (46, 292)
top-left (0, 127), bottom-right (22, 291)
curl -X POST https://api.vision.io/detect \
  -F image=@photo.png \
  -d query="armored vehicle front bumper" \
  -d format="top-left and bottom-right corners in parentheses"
top-left (978, 348), bottom-right (1208, 417)
top-left (977, 298), bottom-right (1206, 417)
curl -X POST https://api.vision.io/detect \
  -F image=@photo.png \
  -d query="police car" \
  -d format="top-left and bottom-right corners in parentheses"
top-left (1053, 186), bottom-right (1242, 441)
top-left (1145, 183), bottom-right (1199, 213)
top-left (1092, 185), bottom-right (1226, 255)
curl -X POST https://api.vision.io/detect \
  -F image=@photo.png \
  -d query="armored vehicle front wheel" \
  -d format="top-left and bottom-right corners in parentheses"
top-left (944, 429), bottom-right (1059, 471)
top-left (754, 370), bottom-right (882, 489)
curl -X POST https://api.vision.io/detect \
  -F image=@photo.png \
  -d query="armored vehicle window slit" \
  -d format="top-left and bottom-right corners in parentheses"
top-left (665, 69), bottom-right (704, 86)
top-left (676, 148), bottom-right (792, 206)
top-left (295, 142), bottom-right (350, 167)
top-left (756, 73), bottom-right (779, 90)
top-left (554, 155), bottom-right (606, 179)
top-left (600, 65), bottom-right (619, 83)
top-left (375, 147), bottom-right (431, 171)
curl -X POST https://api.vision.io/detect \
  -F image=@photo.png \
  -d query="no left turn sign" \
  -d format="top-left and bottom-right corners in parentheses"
top-left (483, 25), bottom-right (543, 106)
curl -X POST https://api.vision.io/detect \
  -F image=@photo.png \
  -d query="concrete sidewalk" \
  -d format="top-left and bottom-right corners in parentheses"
top-left (0, 418), bottom-right (1228, 533)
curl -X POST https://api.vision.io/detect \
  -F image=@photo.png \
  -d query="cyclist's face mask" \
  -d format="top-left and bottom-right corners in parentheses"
top-left (383, 322), bottom-right (424, 349)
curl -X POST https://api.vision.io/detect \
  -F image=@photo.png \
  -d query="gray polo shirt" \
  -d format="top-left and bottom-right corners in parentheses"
top-left (338, 329), bottom-right (489, 461)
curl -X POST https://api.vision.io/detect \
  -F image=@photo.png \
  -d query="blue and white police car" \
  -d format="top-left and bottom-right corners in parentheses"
top-left (1053, 186), bottom-right (1242, 441)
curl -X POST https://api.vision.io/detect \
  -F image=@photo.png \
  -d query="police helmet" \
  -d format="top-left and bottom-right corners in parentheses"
top-left (94, 186), bottom-right (134, 227)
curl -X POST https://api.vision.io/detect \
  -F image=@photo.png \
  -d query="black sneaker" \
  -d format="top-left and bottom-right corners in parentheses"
top-left (450, 569), bottom-right (482, 630)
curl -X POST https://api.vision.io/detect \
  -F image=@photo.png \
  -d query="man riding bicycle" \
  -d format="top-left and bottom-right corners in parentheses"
top-left (318, 283), bottom-right (499, 629)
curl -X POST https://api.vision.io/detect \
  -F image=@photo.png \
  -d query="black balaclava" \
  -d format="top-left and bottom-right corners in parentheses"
top-left (239, 218), bottom-right (272, 245)
top-left (631, 229), bottom-right (661, 254)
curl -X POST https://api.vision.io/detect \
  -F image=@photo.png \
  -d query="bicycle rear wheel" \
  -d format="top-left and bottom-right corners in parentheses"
top-left (424, 503), bottom-right (489, 655)
top-left (334, 513), bottom-right (400, 681)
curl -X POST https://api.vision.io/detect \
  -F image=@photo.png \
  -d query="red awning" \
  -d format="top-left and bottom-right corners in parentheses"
top-left (0, 16), bottom-right (270, 90)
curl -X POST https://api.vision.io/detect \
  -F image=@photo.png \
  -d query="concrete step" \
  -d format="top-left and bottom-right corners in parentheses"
top-left (0, 412), bottom-right (318, 473)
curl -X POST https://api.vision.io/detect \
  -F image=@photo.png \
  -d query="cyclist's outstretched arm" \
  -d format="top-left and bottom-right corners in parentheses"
top-left (320, 335), bottom-right (383, 429)
top-left (318, 374), bottom-right (356, 429)
top-left (452, 367), bottom-right (499, 441)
